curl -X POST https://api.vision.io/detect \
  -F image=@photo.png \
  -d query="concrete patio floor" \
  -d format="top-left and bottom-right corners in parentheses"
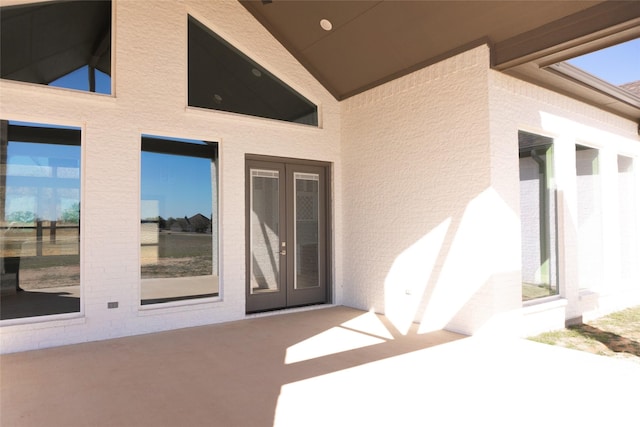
top-left (1, 305), bottom-right (639, 427)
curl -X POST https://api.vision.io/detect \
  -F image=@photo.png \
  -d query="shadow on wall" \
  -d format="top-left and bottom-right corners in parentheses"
top-left (383, 187), bottom-right (521, 335)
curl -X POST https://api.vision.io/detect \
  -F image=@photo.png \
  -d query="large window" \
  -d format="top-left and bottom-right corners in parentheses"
top-left (140, 135), bottom-right (218, 305)
top-left (519, 131), bottom-right (558, 301)
top-left (576, 145), bottom-right (603, 291)
top-left (1, 121), bottom-right (81, 320)
top-left (1, 1), bottom-right (111, 94)
top-left (188, 15), bottom-right (318, 126)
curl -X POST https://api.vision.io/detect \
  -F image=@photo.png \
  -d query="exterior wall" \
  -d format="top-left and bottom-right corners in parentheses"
top-left (489, 70), bottom-right (640, 336)
top-left (2, 1), bottom-right (639, 353)
top-left (341, 46), bottom-right (522, 336)
top-left (341, 43), bottom-right (640, 338)
top-left (0, 0), bottom-right (342, 353)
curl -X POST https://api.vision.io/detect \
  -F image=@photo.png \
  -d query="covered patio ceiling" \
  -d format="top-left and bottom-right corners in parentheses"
top-left (241, 0), bottom-right (640, 121)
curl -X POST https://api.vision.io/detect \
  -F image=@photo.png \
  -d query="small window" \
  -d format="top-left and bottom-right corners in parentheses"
top-left (188, 16), bottom-right (318, 126)
top-left (618, 156), bottom-right (639, 286)
top-left (140, 135), bottom-right (219, 305)
top-left (1, 120), bottom-right (81, 320)
top-left (0, 1), bottom-right (112, 94)
top-left (519, 131), bottom-right (558, 301)
top-left (575, 145), bottom-right (603, 290)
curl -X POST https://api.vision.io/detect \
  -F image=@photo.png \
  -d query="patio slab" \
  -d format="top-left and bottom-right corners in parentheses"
top-left (1, 305), bottom-right (638, 426)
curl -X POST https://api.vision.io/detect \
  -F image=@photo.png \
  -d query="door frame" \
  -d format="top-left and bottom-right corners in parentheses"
top-left (245, 154), bottom-right (332, 313)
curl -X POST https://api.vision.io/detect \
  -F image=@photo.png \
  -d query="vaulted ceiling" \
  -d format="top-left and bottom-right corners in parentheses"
top-left (241, 0), bottom-right (640, 120)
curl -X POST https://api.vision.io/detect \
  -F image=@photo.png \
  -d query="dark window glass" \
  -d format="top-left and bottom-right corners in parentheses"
top-left (1, 121), bottom-right (81, 320)
top-left (1, 1), bottom-right (111, 94)
top-left (188, 16), bottom-right (318, 126)
top-left (140, 135), bottom-right (219, 305)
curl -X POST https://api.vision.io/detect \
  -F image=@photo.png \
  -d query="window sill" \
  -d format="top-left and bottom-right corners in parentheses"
top-left (0, 313), bottom-right (85, 330)
top-left (137, 296), bottom-right (223, 316)
top-left (522, 296), bottom-right (567, 313)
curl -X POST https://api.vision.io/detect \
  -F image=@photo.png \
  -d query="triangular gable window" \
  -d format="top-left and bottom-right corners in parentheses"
top-left (0, 1), bottom-right (112, 94)
top-left (188, 16), bottom-right (318, 126)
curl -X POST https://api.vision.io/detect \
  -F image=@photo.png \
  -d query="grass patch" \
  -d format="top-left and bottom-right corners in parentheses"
top-left (529, 306), bottom-right (640, 363)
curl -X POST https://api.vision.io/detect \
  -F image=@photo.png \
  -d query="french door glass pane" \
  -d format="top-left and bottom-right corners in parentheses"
top-left (294, 173), bottom-right (319, 289)
top-left (250, 169), bottom-right (280, 294)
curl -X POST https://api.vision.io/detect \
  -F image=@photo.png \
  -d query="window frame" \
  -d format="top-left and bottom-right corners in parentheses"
top-left (0, 119), bottom-right (84, 322)
top-left (518, 130), bottom-right (560, 304)
top-left (139, 134), bottom-right (220, 308)
top-left (0, 0), bottom-right (113, 95)
top-left (186, 14), bottom-right (319, 127)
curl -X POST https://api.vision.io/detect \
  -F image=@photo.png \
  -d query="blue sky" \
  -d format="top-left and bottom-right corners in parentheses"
top-left (141, 151), bottom-right (213, 220)
top-left (49, 65), bottom-right (111, 94)
top-left (5, 141), bottom-right (80, 222)
top-left (567, 38), bottom-right (640, 86)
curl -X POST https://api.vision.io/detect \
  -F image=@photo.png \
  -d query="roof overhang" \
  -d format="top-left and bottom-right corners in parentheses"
top-left (241, 0), bottom-right (640, 122)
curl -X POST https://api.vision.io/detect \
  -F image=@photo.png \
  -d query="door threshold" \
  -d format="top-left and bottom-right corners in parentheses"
top-left (245, 303), bottom-right (336, 319)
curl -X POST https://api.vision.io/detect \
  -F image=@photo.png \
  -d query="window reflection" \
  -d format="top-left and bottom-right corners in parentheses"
top-left (188, 15), bottom-right (318, 126)
top-left (1, 121), bottom-right (81, 320)
top-left (140, 135), bottom-right (218, 305)
top-left (519, 131), bottom-right (558, 301)
top-left (0, 1), bottom-right (112, 94)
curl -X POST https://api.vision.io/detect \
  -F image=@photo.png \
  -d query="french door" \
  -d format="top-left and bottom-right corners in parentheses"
top-left (246, 157), bottom-right (329, 313)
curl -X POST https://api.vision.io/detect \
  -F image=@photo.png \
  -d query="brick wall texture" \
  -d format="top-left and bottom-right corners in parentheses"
top-left (1, 0), bottom-right (639, 352)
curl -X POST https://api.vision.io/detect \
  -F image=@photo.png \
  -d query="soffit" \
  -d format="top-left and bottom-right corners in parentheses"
top-left (241, 1), bottom-right (640, 121)
top-left (240, 0), bottom-right (607, 100)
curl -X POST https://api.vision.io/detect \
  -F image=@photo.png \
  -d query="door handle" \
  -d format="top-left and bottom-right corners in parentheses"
top-left (279, 249), bottom-right (287, 256)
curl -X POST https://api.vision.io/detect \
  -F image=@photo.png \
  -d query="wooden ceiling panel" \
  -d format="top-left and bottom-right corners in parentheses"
top-left (240, 0), bottom-right (604, 100)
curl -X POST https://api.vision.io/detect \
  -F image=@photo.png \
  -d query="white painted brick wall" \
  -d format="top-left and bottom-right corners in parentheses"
top-left (2, 1), bottom-right (639, 352)
top-left (341, 46), bottom-right (522, 336)
top-left (489, 70), bottom-right (640, 333)
top-left (341, 44), bottom-right (640, 337)
top-left (0, 0), bottom-right (342, 353)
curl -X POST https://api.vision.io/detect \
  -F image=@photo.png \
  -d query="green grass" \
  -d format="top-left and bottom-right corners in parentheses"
top-left (529, 306), bottom-right (640, 363)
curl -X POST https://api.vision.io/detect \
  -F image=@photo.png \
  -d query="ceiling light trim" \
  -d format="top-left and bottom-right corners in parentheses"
top-left (320, 19), bottom-right (332, 31)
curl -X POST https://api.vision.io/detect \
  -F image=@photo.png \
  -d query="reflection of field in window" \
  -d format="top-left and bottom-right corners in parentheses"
top-left (141, 233), bottom-right (212, 278)
top-left (140, 136), bottom-right (218, 304)
top-left (1, 121), bottom-right (81, 319)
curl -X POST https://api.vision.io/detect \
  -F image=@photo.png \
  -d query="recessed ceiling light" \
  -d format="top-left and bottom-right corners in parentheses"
top-left (320, 19), bottom-right (332, 31)
top-left (251, 68), bottom-right (262, 77)
top-left (213, 94), bottom-right (223, 104)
